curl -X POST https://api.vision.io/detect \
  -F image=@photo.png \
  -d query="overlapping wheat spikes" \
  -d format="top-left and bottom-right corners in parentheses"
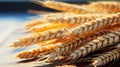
top-left (10, 0), bottom-right (120, 67)
top-left (88, 44), bottom-right (120, 67)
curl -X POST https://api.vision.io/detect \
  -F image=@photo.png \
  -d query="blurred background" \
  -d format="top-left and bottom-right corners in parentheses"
top-left (0, 0), bottom-right (120, 21)
top-left (0, 0), bottom-right (120, 22)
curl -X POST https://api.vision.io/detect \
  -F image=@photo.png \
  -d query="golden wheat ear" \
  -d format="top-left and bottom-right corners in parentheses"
top-left (32, 0), bottom-right (93, 14)
top-left (87, 44), bottom-right (120, 67)
top-left (47, 14), bottom-right (104, 24)
top-left (28, 23), bottom-right (77, 33)
top-left (16, 43), bottom-right (59, 59)
top-left (87, 1), bottom-right (120, 13)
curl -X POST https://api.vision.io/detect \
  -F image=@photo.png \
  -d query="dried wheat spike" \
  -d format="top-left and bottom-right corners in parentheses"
top-left (88, 1), bottom-right (120, 13)
top-left (70, 13), bottom-right (120, 34)
top-left (10, 13), bottom-right (120, 48)
top-left (16, 44), bottom-right (58, 58)
top-left (33, 1), bottom-right (93, 14)
top-left (70, 13), bottom-right (120, 35)
top-left (87, 44), bottom-right (120, 67)
top-left (47, 14), bottom-right (104, 24)
top-left (10, 28), bottom-right (68, 48)
top-left (65, 29), bottom-right (120, 64)
top-left (28, 23), bottom-right (77, 33)
top-left (16, 22), bottom-right (120, 59)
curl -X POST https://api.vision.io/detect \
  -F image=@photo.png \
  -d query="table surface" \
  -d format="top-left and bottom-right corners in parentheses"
top-left (0, 12), bottom-right (120, 67)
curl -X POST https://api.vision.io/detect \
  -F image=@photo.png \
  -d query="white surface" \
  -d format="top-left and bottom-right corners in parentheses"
top-left (0, 19), bottom-right (41, 67)
top-left (0, 20), bottom-right (19, 45)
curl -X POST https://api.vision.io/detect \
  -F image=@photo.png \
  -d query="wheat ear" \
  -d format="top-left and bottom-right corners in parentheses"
top-left (28, 23), bottom-right (77, 33)
top-left (16, 44), bottom-right (58, 58)
top-left (70, 13), bottom-right (120, 35)
top-left (87, 44), bottom-right (120, 67)
top-left (88, 1), bottom-right (120, 13)
top-left (10, 28), bottom-right (68, 48)
top-left (33, 1), bottom-right (93, 14)
top-left (47, 14), bottom-right (105, 24)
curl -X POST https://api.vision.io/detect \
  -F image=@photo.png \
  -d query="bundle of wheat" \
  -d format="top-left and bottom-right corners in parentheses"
top-left (10, 1), bottom-right (120, 67)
